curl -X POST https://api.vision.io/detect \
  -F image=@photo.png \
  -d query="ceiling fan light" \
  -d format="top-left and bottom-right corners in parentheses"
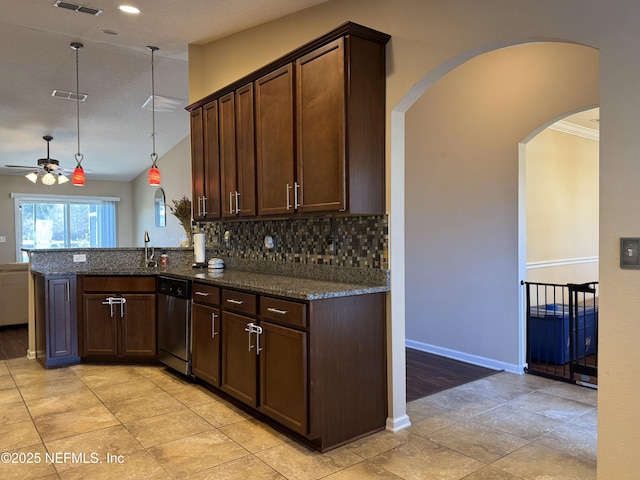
top-left (148, 166), bottom-right (161, 186)
top-left (57, 174), bottom-right (70, 184)
top-left (25, 172), bottom-right (38, 183)
top-left (42, 173), bottom-right (56, 186)
top-left (72, 166), bottom-right (85, 186)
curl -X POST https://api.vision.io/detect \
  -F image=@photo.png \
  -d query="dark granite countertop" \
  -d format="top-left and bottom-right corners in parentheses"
top-left (30, 265), bottom-right (389, 301)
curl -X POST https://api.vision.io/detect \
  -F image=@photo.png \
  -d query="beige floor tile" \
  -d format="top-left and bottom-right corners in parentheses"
top-left (218, 417), bottom-right (289, 453)
top-left (506, 390), bottom-right (594, 422)
top-left (126, 409), bottom-right (214, 448)
top-left (57, 449), bottom-right (171, 480)
top-left (537, 381), bottom-right (598, 406)
top-left (184, 454), bottom-right (285, 480)
top-left (33, 405), bottom-right (120, 442)
top-left (345, 429), bottom-right (414, 459)
top-left (0, 386), bottom-right (22, 406)
top-left (472, 402), bottom-right (568, 441)
top-left (45, 425), bottom-right (144, 473)
top-left (70, 365), bottom-right (147, 389)
top-left (10, 367), bottom-right (78, 388)
top-left (322, 461), bottom-right (402, 479)
top-left (535, 410), bottom-right (597, 464)
top-left (0, 374), bottom-right (16, 389)
top-left (103, 391), bottom-right (186, 424)
top-left (144, 369), bottom-right (196, 393)
top-left (4, 357), bottom-right (42, 372)
top-left (0, 443), bottom-right (58, 480)
top-left (0, 362), bottom-right (9, 376)
top-left (369, 434), bottom-right (484, 480)
top-left (492, 442), bottom-right (596, 479)
top-left (0, 420), bottom-right (43, 451)
top-left (191, 398), bottom-right (251, 427)
top-left (147, 429), bottom-right (249, 477)
top-left (427, 420), bottom-right (529, 463)
top-left (411, 387), bottom-right (504, 418)
top-left (406, 403), bottom-right (466, 435)
top-left (90, 377), bottom-right (165, 404)
top-left (452, 373), bottom-right (539, 402)
top-left (462, 465), bottom-right (526, 480)
top-left (18, 376), bottom-right (88, 403)
top-left (25, 389), bottom-right (103, 419)
top-left (0, 401), bottom-right (32, 427)
top-left (169, 383), bottom-right (219, 407)
top-left (256, 441), bottom-right (363, 480)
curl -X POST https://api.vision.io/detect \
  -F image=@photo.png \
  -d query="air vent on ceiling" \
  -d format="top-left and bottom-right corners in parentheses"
top-left (52, 89), bottom-right (88, 101)
top-left (142, 95), bottom-right (186, 113)
top-left (53, 1), bottom-right (103, 16)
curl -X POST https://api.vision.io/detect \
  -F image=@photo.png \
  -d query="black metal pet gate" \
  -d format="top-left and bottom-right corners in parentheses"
top-left (522, 281), bottom-right (598, 387)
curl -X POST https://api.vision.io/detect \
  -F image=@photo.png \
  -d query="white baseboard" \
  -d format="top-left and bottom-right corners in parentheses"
top-left (26, 349), bottom-right (36, 360)
top-left (386, 414), bottom-right (412, 432)
top-left (405, 339), bottom-right (522, 375)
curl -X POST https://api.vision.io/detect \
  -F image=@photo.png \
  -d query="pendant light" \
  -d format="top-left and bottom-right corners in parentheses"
top-left (147, 45), bottom-right (161, 186)
top-left (71, 41), bottom-right (85, 186)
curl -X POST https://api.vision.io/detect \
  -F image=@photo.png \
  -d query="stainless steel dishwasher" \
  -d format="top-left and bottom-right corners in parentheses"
top-left (157, 276), bottom-right (192, 375)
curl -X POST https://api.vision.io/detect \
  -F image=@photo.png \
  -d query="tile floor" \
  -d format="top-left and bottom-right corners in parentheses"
top-left (0, 357), bottom-right (597, 480)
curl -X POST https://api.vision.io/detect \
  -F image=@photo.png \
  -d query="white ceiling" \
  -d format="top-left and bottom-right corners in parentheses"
top-left (0, 0), bottom-right (326, 181)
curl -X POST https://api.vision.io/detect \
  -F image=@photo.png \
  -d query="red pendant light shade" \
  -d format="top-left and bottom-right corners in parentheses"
top-left (72, 165), bottom-right (85, 186)
top-left (148, 165), bottom-right (161, 186)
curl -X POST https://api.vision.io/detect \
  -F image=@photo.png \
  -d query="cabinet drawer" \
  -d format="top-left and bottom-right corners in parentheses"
top-left (222, 289), bottom-right (257, 315)
top-left (192, 283), bottom-right (220, 306)
top-left (82, 276), bottom-right (155, 293)
top-left (260, 296), bottom-right (307, 328)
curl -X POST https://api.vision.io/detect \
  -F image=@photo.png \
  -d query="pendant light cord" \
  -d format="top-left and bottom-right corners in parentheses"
top-left (148, 46), bottom-right (159, 168)
top-left (71, 42), bottom-right (84, 167)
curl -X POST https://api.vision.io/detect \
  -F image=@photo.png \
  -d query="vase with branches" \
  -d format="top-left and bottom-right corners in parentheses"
top-left (169, 195), bottom-right (192, 246)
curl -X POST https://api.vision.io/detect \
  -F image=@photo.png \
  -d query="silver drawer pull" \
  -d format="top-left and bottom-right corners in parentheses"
top-left (195, 291), bottom-right (210, 296)
top-left (267, 307), bottom-right (288, 315)
top-left (227, 299), bottom-right (244, 305)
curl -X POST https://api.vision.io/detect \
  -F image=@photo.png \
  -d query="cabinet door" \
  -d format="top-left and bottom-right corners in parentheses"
top-left (296, 38), bottom-right (346, 213)
top-left (255, 64), bottom-right (294, 216)
top-left (82, 294), bottom-right (118, 357)
top-left (220, 311), bottom-right (257, 407)
top-left (236, 83), bottom-right (256, 216)
top-left (190, 107), bottom-right (206, 221)
top-left (192, 303), bottom-right (221, 386)
top-left (46, 276), bottom-right (78, 363)
top-left (259, 321), bottom-right (308, 434)
top-left (219, 91), bottom-right (237, 217)
top-left (120, 294), bottom-right (156, 357)
top-left (203, 99), bottom-right (221, 219)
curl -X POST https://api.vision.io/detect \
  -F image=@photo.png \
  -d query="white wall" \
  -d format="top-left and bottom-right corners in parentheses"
top-left (0, 174), bottom-right (134, 262)
top-left (188, 1), bottom-right (640, 476)
top-left (131, 136), bottom-right (192, 248)
top-left (526, 128), bottom-right (599, 285)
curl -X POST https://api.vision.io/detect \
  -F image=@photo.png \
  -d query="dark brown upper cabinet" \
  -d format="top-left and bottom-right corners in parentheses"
top-left (187, 22), bottom-right (390, 219)
top-left (191, 101), bottom-right (221, 221)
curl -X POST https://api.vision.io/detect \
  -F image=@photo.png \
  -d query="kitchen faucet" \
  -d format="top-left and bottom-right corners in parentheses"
top-left (144, 230), bottom-right (157, 268)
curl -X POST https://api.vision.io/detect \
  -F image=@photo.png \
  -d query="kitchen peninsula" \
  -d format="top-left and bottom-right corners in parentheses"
top-left (27, 247), bottom-right (389, 452)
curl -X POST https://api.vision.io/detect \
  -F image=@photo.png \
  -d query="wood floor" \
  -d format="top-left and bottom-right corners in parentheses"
top-left (0, 324), bottom-right (28, 361)
top-left (406, 348), bottom-right (499, 401)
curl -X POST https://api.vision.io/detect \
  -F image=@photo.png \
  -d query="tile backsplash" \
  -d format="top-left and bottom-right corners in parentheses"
top-left (197, 215), bottom-right (388, 270)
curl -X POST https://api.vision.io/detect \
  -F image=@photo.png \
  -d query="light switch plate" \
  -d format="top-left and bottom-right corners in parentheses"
top-left (73, 253), bottom-right (87, 263)
top-left (620, 238), bottom-right (640, 268)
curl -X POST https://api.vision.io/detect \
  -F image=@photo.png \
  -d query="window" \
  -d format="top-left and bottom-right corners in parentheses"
top-left (12, 193), bottom-right (119, 262)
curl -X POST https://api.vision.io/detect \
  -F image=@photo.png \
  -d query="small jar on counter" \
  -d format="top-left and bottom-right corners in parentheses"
top-left (160, 254), bottom-right (169, 266)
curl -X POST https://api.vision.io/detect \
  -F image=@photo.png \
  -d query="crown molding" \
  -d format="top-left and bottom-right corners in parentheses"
top-left (549, 120), bottom-right (599, 141)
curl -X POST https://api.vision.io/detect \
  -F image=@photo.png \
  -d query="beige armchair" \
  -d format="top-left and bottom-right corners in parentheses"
top-left (0, 263), bottom-right (28, 326)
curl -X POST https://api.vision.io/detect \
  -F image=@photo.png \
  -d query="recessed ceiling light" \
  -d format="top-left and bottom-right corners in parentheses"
top-left (118, 5), bottom-right (140, 14)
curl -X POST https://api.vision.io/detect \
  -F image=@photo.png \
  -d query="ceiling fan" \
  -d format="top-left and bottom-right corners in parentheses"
top-left (4, 135), bottom-right (91, 184)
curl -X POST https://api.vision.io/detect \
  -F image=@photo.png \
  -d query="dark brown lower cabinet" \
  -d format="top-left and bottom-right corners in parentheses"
top-left (220, 311), bottom-right (258, 406)
top-left (34, 274), bottom-right (79, 368)
top-left (259, 321), bottom-right (307, 435)
top-left (202, 288), bottom-right (386, 452)
top-left (192, 303), bottom-right (221, 386)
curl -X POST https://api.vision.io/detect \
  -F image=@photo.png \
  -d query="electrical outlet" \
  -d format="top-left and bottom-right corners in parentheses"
top-left (73, 254), bottom-right (87, 263)
top-left (0, 236), bottom-right (6, 243)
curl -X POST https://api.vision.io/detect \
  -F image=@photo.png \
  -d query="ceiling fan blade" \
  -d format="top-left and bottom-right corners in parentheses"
top-left (58, 167), bottom-right (93, 174)
top-left (4, 164), bottom-right (37, 169)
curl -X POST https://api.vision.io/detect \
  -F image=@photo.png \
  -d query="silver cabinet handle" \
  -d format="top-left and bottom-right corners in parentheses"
top-left (202, 195), bottom-right (207, 215)
top-left (195, 291), bottom-right (210, 297)
top-left (294, 181), bottom-right (301, 208)
top-left (66, 281), bottom-right (70, 302)
top-left (244, 322), bottom-right (263, 354)
top-left (267, 307), bottom-right (288, 315)
top-left (211, 312), bottom-right (218, 338)
top-left (226, 298), bottom-right (244, 305)
top-left (235, 191), bottom-right (240, 213)
top-left (286, 184), bottom-right (292, 210)
top-left (229, 191), bottom-right (234, 214)
top-left (255, 324), bottom-right (263, 354)
top-left (119, 296), bottom-right (127, 318)
top-left (101, 297), bottom-right (115, 317)
top-left (244, 322), bottom-right (254, 351)
top-left (101, 296), bottom-right (125, 317)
